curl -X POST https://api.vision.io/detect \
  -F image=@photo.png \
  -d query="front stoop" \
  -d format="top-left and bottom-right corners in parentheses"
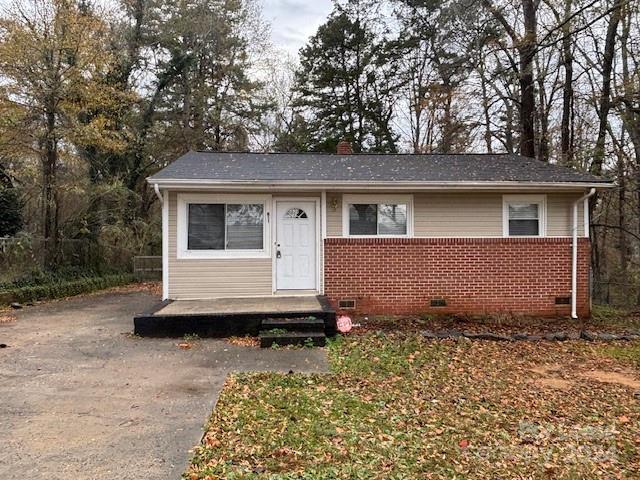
top-left (133, 295), bottom-right (336, 338)
top-left (259, 317), bottom-right (327, 348)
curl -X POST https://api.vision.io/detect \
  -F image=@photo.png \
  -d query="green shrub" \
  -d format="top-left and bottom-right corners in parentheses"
top-left (0, 273), bottom-right (137, 304)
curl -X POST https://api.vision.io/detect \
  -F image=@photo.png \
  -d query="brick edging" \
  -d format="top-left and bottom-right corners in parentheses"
top-left (421, 330), bottom-right (638, 341)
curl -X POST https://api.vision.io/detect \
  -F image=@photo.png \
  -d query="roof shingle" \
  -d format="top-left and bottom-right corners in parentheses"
top-left (148, 151), bottom-right (611, 184)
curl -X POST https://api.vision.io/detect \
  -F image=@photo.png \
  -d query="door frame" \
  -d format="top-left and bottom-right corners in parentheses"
top-left (272, 197), bottom-right (321, 294)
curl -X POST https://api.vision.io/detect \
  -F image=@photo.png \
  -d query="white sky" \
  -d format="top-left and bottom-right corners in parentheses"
top-left (0, 0), bottom-right (334, 58)
top-left (262, 0), bottom-right (333, 55)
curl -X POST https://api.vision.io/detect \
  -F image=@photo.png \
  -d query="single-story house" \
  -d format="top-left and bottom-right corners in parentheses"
top-left (147, 144), bottom-right (613, 319)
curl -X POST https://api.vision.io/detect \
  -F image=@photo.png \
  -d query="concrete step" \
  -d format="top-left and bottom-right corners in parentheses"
top-left (259, 330), bottom-right (326, 348)
top-left (261, 317), bottom-right (325, 332)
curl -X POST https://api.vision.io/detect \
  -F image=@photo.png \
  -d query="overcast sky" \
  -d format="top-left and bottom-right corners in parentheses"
top-left (262, 0), bottom-right (333, 55)
top-left (0, 0), bottom-right (333, 55)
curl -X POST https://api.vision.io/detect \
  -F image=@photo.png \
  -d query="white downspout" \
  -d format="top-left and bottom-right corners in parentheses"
top-left (154, 183), bottom-right (163, 206)
top-left (571, 188), bottom-right (596, 318)
top-left (153, 183), bottom-right (168, 300)
top-left (320, 190), bottom-right (327, 295)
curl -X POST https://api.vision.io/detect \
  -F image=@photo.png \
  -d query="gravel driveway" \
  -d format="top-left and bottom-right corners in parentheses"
top-left (0, 289), bottom-right (328, 479)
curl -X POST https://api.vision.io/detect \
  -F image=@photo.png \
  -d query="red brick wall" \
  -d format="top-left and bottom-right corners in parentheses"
top-left (324, 237), bottom-right (590, 317)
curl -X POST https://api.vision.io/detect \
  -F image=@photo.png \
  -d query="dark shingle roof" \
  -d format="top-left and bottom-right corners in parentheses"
top-left (148, 151), bottom-right (611, 184)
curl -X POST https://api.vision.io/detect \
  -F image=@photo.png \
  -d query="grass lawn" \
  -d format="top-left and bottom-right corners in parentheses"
top-left (185, 333), bottom-right (640, 479)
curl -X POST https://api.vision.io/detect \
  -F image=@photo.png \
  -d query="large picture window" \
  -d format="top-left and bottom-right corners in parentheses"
top-left (343, 195), bottom-right (412, 237)
top-left (188, 203), bottom-right (263, 250)
top-left (503, 195), bottom-right (546, 237)
top-left (178, 194), bottom-right (270, 258)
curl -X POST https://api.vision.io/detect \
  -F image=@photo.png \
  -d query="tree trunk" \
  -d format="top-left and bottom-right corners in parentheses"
top-left (560, 0), bottom-right (574, 166)
top-left (590, 1), bottom-right (622, 176)
top-left (504, 97), bottom-right (515, 154)
top-left (588, 0), bottom-right (622, 272)
top-left (440, 84), bottom-right (454, 153)
top-left (42, 102), bottom-right (58, 268)
top-left (536, 71), bottom-right (550, 162)
top-left (480, 0), bottom-right (537, 157)
top-left (616, 154), bottom-right (628, 280)
top-left (479, 59), bottom-right (493, 153)
top-left (519, 0), bottom-right (537, 158)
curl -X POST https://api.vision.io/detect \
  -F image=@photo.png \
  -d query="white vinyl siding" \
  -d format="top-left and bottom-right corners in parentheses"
top-left (547, 193), bottom-right (585, 236)
top-left (326, 194), bottom-right (342, 236)
top-left (168, 191), bottom-right (272, 299)
top-left (414, 193), bottom-right (503, 236)
top-left (326, 191), bottom-right (586, 237)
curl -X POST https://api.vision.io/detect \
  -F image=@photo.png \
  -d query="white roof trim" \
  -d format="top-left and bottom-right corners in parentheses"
top-left (147, 178), bottom-right (612, 191)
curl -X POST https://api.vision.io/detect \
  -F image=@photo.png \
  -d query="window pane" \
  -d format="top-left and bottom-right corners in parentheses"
top-left (509, 219), bottom-right (539, 236)
top-left (378, 203), bottom-right (407, 235)
top-left (188, 204), bottom-right (224, 250)
top-left (285, 208), bottom-right (307, 219)
top-left (226, 204), bottom-right (263, 249)
top-left (509, 203), bottom-right (538, 219)
top-left (349, 204), bottom-right (377, 235)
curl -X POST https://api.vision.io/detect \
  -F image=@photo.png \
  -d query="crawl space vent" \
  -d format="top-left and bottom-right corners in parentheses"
top-left (555, 296), bottom-right (571, 305)
top-left (338, 299), bottom-right (356, 309)
top-left (430, 298), bottom-right (447, 307)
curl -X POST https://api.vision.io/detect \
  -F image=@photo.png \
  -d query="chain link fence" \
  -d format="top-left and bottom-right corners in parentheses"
top-left (133, 256), bottom-right (162, 280)
top-left (593, 281), bottom-right (640, 308)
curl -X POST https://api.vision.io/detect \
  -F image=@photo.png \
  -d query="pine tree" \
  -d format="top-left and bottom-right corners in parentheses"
top-left (294, 0), bottom-right (398, 152)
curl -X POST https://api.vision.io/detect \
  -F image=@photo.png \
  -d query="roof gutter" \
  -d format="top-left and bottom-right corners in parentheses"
top-left (572, 188), bottom-right (596, 319)
top-left (145, 178), bottom-right (613, 191)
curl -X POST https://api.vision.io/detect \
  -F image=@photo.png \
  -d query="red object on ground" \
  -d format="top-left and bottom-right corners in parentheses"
top-left (337, 315), bottom-right (353, 333)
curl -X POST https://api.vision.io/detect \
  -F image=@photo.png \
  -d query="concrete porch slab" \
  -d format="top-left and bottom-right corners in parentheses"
top-left (134, 295), bottom-right (336, 338)
top-left (158, 296), bottom-right (324, 316)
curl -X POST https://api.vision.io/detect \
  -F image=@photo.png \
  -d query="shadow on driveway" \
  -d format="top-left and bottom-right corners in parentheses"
top-left (0, 290), bottom-right (328, 480)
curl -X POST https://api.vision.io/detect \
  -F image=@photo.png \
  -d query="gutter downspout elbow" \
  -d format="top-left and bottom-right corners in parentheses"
top-left (153, 183), bottom-right (163, 206)
top-left (572, 188), bottom-right (596, 319)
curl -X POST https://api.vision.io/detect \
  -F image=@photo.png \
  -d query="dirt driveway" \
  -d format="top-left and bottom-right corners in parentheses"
top-left (0, 289), bottom-right (328, 479)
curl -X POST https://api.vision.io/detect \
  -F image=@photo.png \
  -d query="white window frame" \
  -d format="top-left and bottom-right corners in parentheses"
top-left (342, 194), bottom-right (413, 237)
top-left (502, 194), bottom-right (546, 237)
top-left (177, 193), bottom-right (272, 259)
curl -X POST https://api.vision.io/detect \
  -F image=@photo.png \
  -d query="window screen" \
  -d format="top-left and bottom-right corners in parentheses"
top-left (508, 203), bottom-right (539, 236)
top-left (349, 203), bottom-right (407, 235)
top-left (187, 203), bottom-right (264, 250)
top-left (226, 204), bottom-right (263, 249)
top-left (378, 204), bottom-right (407, 235)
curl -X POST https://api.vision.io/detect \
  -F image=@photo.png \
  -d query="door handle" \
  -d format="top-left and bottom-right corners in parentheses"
top-left (276, 250), bottom-right (282, 258)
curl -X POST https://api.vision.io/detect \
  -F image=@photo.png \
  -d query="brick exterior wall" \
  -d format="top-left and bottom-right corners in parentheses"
top-left (324, 237), bottom-right (590, 317)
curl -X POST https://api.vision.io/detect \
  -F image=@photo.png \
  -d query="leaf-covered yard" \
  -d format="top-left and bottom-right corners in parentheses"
top-left (186, 334), bottom-right (640, 479)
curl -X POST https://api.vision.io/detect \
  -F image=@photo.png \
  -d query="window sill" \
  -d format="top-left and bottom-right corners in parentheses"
top-left (344, 235), bottom-right (411, 239)
top-left (177, 250), bottom-right (270, 260)
top-left (503, 235), bottom-right (544, 238)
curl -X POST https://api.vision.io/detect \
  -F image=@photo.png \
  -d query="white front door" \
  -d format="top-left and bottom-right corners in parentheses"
top-left (276, 201), bottom-right (317, 290)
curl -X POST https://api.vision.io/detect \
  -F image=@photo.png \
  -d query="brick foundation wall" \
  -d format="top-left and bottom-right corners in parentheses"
top-left (324, 237), bottom-right (590, 317)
